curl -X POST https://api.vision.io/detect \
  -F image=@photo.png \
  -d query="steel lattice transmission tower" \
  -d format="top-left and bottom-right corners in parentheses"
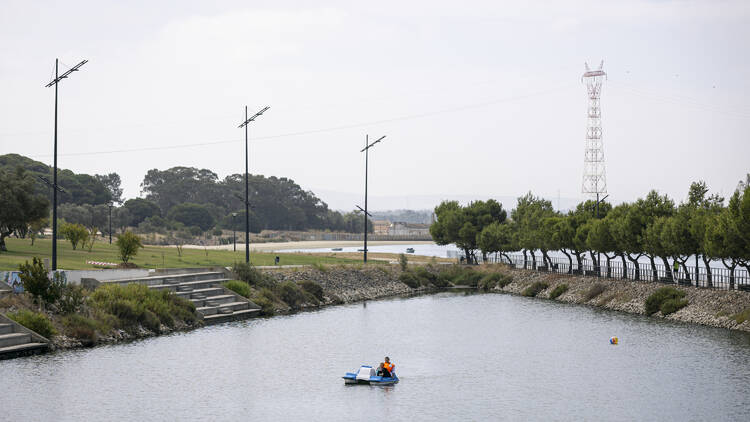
top-left (581, 60), bottom-right (607, 198)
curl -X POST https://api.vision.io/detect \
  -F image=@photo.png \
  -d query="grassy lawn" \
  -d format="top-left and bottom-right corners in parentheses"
top-left (0, 238), bottom-right (364, 271)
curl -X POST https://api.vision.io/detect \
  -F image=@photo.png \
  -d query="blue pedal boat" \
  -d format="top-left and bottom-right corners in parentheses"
top-left (343, 365), bottom-right (399, 385)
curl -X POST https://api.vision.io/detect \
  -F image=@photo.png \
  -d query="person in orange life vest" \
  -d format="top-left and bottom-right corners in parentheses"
top-left (382, 356), bottom-right (395, 377)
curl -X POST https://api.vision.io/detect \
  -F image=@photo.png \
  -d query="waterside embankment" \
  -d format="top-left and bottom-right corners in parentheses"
top-left (3, 263), bottom-right (749, 356)
top-left (262, 264), bottom-right (750, 332)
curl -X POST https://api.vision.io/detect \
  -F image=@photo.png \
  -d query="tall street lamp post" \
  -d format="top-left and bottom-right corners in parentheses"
top-left (238, 106), bottom-right (270, 264)
top-left (45, 58), bottom-right (87, 271)
top-left (360, 135), bottom-right (385, 263)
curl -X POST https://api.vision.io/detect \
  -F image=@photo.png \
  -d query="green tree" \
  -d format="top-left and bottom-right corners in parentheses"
top-left (587, 217), bottom-right (621, 278)
top-left (643, 216), bottom-right (674, 281)
top-left (94, 173), bottom-right (123, 204)
top-left (431, 199), bottom-right (506, 263)
top-left (0, 167), bottom-right (50, 251)
top-left (705, 184), bottom-right (750, 288)
top-left (548, 215), bottom-right (576, 274)
top-left (660, 181), bottom-right (725, 284)
top-left (116, 231), bottom-right (143, 263)
top-left (478, 221), bottom-right (516, 263)
top-left (122, 198), bottom-right (161, 227)
top-left (59, 222), bottom-right (89, 250)
top-left (28, 217), bottom-right (49, 246)
top-left (167, 203), bottom-right (215, 231)
top-left (611, 191), bottom-right (673, 280)
top-left (512, 193), bottom-right (555, 269)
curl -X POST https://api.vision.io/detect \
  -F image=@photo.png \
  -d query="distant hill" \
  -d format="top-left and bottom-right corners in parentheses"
top-left (0, 153), bottom-right (114, 205)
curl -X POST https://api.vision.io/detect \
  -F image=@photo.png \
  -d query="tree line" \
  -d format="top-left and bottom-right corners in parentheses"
top-left (0, 155), bottom-right (373, 251)
top-left (430, 176), bottom-right (750, 287)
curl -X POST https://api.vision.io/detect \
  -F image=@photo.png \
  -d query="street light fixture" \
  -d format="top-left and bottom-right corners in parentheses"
top-left (231, 212), bottom-right (238, 252)
top-left (593, 193), bottom-right (609, 277)
top-left (45, 58), bottom-right (88, 271)
top-left (360, 135), bottom-right (385, 263)
top-left (108, 202), bottom-right (114, 244)
top-left (238, 105), bottom-right (270, 264)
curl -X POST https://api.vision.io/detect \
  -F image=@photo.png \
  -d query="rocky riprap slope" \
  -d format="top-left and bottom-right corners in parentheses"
top-left (265, 266), bottom-right (413, 304)
top-left (498, 268), bottom-right (750, 332)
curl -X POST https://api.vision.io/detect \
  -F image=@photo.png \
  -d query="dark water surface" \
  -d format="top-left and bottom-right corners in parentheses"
top-left (2, 292), bottom-right (749, 421)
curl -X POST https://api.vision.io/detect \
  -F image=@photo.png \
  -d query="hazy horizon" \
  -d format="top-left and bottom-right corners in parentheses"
top-left (2, 0), bottom-right (748, 211)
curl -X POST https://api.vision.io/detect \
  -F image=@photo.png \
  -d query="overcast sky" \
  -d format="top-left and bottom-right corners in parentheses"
top-left (1, 0), bottom-right (748, 211)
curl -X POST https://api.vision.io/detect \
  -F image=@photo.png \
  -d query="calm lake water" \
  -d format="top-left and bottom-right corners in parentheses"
top-left (2, 292), bottom-right (750, 421)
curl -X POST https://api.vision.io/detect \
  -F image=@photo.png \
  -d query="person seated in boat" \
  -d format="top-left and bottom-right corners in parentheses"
top-left (376, 362), bottom-right (388, 377)
top-left (382, 356), bottom-right (395, 377)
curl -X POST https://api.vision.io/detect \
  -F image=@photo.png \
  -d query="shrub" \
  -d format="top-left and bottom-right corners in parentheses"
top-left (436, 266), bottom-right (463, 286)
top-left (584, 284), bottom-right (607, 301)
top-left (312, 262), bottom-right (328, 273)
top-left (399, 272), bottom-right (420, 288)
top-left (223, 280), bottom-right (251, 298)
top-left (478, 273), bottom-right (502, 292)
top-left (644, 287), bottom-right (687, 316)
top-left (116, 231), bottom-right (143, 263)
top-left (549, 283), bottom-right (569, 299)
top-left (430, 273), bottom-right (451, 288)
top-left (7, 309), bottom-right (56, 338)
top-left (60, 222), bottom-right (90, 250)
top-left (252, 288), bottom-right (278, 316)
top-left (62, 314), bottom-right (100, 345)
top-left (233, 262), bottom-right (276, 289)
top-left (18, 257), bottom-right (62, 306)
top-left (497, 273), bottom-right (513, 289)
top-left (454, 269), bottom-right (483, 287)
top-left (277, 281), bottom-right (306, 309)
top-left (660, 298), bottom-right (688, 315)
top-left (58, 284), bottom-right (87, 314)
top-left (299, 280), bottom-right (324, 301)
top-left (732, 308), bottom-right (750, 324)
top-left (89, 283), bottom-right (197, 333)
top-left (412, 267), bottom-right (437, 286)
top-left (398, 254), bottom-right (408, 271)
top-left (521, 282), bottom-right (549, 297)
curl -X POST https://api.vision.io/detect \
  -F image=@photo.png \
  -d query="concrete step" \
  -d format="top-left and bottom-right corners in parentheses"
top-left (106, 271), bottom-right (226, 287)
top-left (196, 301), bottom-right (250, 316)
top-left (149, 278), bottom-right (230, 292)
top-left (0, 342), bottom-right (48, 359)
top-left (190, 294), bottom-right (235, 307)
top-left (0, 323), bottom-right (13, 335)
top-left (203, 308), bottom-right (261, 324)
top-left (0, 332), bottom-right (31, 348)
top-left (175, 287), bottom-right (225, 299)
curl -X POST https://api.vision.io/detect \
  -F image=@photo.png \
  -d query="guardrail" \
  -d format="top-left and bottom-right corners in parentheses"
top-left (450, 251), bottom-right (750, 291)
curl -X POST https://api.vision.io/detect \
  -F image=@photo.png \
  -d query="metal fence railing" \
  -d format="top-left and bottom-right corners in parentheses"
top-left (451, 251), bottom-right (750, 291)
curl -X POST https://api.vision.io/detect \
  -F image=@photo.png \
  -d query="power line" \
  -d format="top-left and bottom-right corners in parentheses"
top-left (26, 85), bottom-right (574, 159)
top-left (608, 80), bottom-right (750, 118)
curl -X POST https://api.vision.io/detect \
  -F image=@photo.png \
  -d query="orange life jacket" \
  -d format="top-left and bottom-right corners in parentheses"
top-left (384, 362), bottom-right (394, 372)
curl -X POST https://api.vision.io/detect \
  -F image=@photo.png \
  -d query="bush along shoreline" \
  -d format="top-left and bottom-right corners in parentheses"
top-left (1, 258), bottom-right (200, 350)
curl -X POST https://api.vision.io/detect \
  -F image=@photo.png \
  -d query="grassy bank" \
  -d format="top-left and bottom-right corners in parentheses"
top-left (0, 238), bottom-right (365, 271)
top-left (1, 282), bottom-right (200, 347)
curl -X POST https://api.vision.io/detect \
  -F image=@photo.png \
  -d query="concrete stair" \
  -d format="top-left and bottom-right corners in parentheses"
top-left (0, 318), bottom-right (49, 360)
top-left (104, 270), bottom-right (260, 324)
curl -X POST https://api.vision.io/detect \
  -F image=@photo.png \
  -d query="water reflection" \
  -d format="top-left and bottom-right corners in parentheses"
top-left (1, 292), bottom-right (749, 421)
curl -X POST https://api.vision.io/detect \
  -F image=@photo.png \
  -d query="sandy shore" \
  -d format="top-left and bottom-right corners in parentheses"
top-left (183, 240), bottom-right (434, 252)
